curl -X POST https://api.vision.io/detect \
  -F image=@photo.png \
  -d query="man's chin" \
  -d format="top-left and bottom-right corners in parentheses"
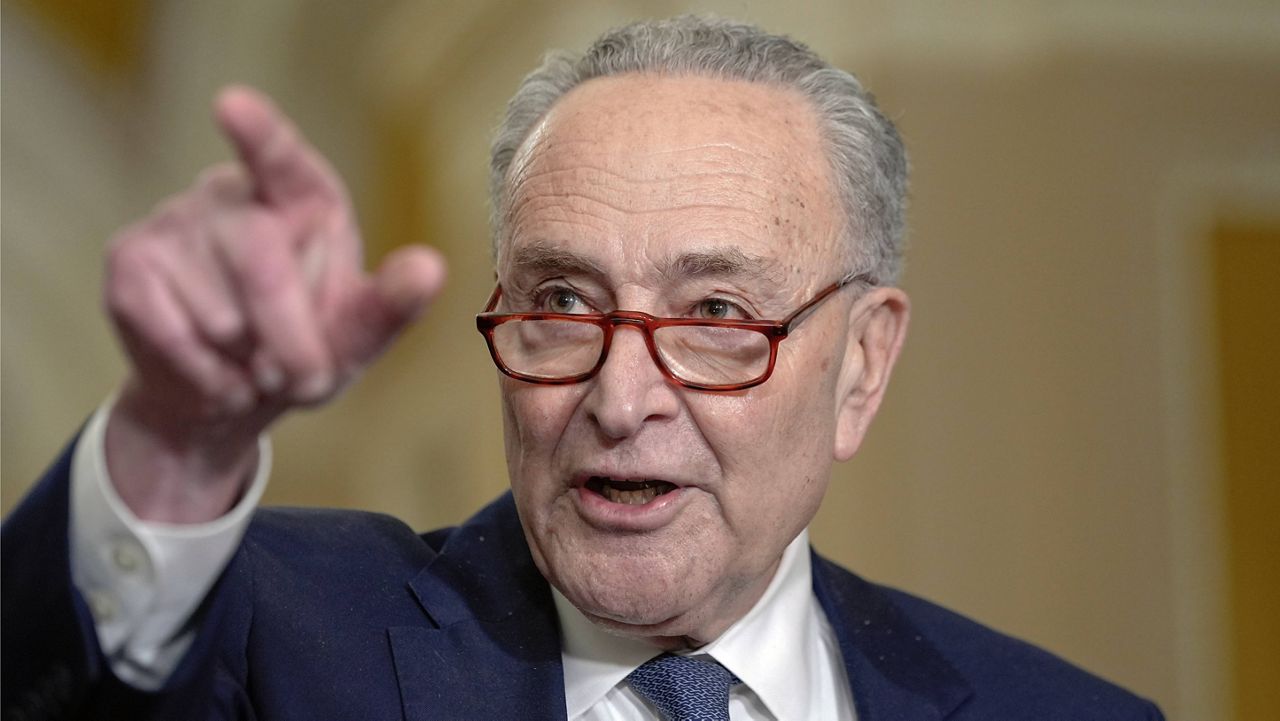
top-left (587, 613), bottom-right (712, 650)
top-left (576, 598), bottom-right (716, 650)
top-left (557, 577), bottom-right (725, 648)
top-left (529, 520), bottom-right (736, 642)
top-left (568, 583), bottom-right (687, 626)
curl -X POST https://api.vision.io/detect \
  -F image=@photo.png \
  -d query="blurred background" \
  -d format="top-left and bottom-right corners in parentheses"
top-left (3, 1), bottom-right (1277, 718)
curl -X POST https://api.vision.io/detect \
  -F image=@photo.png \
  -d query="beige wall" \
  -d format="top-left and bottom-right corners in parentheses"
top-left (4, 1), bottom-right (1279, 718)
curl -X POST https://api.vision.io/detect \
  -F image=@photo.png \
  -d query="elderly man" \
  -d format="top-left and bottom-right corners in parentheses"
top-left (3, 16), bottom-right (1161, 721)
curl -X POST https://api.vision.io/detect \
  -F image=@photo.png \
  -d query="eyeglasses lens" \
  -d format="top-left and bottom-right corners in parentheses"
top-left (652, 325), bottom-right (770, 386)
top-left (491, 319), bottom-right (770, 386)
top-left (492, 318), bottom-right (603, 380)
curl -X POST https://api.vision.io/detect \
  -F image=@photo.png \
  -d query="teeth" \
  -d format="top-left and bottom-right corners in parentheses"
top-left (602, 485), bottom-right (660, 505)
top-left (588, 476), bottom-right (677, 505)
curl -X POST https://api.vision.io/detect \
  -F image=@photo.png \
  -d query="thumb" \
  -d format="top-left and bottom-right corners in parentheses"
top-left (334, 245), bottom-right (447, 369)
top-left (373, 245), bottom-right (447, 325)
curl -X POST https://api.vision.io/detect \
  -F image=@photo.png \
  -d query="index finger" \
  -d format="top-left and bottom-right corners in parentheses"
top-left (213, 85), bottom-right (342, 207)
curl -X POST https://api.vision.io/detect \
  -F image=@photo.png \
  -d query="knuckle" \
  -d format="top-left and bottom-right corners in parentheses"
top-left (147, 323), bottom-right (192, 355)
top-left (195, 162), bottom-right (249, 201)
top-left (268, 328), bottom-right (330, 379)
top-left (286, 353), bottom-right (332, 392)
top-left (118, 307), bottom-right (192, 364)
top-left (193, 362), bottom-right (238, 394)
top-left (148, 193), bottom-right (194, 228)
top-left (239, 252), bottom-right (293, 298)
top-left (217, 211), bottom-right (281, 260)
top-left (105, 236), bottom-right (140, 278)
top-left (202, 308), bottom-right (246, 345)
top-left (104, 285), bottom-right (138, 323)
top-left (104, 245), bottom-right (154, 312)
top-left (169, 354), bottom-right (224, 398)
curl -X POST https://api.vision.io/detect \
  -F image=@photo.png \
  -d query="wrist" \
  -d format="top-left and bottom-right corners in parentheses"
top-left (105, 382), bottom-right (267, 523)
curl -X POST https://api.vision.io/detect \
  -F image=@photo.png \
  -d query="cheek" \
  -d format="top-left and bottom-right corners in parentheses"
top-left (502, 382), bottom-right (583, 484)
top-left (687, 362), bottom-right (838, 526)
top-left (692, 390), bottom-right (831, 485)
top-left (716, 352), bottom-right (839, 447)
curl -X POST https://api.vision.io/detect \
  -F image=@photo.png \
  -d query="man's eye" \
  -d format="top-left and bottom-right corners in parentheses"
top-left (542, 288), bottom-right (585, 314)
top-left (697, 298), bottom-right (744, 320)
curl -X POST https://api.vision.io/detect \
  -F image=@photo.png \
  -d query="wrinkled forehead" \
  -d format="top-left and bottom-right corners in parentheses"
top-left (497, 74), bottom-right (846, 289)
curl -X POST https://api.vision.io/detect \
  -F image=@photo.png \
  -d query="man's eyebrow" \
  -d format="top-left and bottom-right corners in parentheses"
top-left (509, 243), bottom-right (605, 278)
top-left (509, 243), bottom-right (775, 284)
top-left (665, 248), bottom-right (774, 282)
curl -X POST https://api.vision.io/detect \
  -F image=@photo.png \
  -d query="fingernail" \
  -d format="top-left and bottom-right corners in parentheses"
top-left (254, 362), bottom-right (284, 393)
top-left (296, 371), bottom-right (333, 401)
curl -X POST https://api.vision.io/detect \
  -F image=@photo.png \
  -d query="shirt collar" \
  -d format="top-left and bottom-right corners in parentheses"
top-left (555, 529), bottom-right (817, 720)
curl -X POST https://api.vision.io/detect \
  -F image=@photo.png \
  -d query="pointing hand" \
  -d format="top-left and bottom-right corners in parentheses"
top-left (103, 86), bottom-right (446, 521)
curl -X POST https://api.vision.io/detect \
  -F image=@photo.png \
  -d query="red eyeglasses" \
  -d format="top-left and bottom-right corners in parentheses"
top-left (475, 271), bottom-right (871, 391)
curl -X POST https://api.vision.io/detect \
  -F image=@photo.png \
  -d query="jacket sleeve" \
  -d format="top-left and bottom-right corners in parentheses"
top-left (2, 435), bottom-right (253, 721)
top-left (68, 401), bottom-right (268, 690)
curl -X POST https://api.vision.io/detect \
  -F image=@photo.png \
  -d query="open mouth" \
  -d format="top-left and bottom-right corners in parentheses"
top-left (585, 476), bottom-right (679, 505)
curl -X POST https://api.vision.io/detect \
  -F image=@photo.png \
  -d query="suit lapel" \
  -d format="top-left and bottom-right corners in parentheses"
top-left (389, 494), bottom-right (567, 720)
top-left (812, 551), bottom-right (973, 721)
top-left (384, 497), bottom-right (973, 720)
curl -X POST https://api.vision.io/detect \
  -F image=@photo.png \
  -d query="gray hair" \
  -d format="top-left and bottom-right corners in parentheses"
top-left (489, 15), bottom-right (908, 284)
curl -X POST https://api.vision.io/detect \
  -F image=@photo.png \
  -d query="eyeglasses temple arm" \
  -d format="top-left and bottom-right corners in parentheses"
top-left (780, 271), bottom-right (875, 331)
top-left (482, 284), bottom-right (503, 313)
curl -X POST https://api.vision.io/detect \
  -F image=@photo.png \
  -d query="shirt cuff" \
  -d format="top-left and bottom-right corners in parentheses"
top-left (68, 398), bottom-right (270, 689)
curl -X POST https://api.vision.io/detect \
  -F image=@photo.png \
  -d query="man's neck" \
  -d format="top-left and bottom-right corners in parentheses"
top-left (554, 529), bottom-right (824, 719)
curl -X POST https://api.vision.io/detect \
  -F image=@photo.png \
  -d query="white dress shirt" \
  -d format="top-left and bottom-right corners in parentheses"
top-left (557, 529), bottom-right (855, 720)
top-left (69, 401), bottom-right (270, 690)
top-left (69, 400), bottom-right (857, 718)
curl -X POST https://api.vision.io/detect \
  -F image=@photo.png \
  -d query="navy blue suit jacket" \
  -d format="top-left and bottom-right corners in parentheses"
top-left (3, 441), bottom-right (1164, 720)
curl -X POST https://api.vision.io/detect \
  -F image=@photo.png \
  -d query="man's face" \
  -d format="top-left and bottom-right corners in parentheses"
top-left (496, 74), bottom-right (863, 645)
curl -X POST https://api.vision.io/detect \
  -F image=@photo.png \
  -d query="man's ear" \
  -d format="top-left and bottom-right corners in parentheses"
top-left (832, 287), bottom-right (910, 461)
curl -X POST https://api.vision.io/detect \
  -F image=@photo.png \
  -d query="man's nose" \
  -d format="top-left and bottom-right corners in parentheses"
top-left (581, 324), bottom-right (680, 440)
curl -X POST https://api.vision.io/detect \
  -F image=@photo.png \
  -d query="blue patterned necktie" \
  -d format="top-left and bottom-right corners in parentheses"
top-left (626, 653), bottom-right (742, 721)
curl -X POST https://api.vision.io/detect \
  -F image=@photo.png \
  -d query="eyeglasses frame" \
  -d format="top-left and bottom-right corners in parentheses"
top-left (475, 271), bottom-right (873, 392)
